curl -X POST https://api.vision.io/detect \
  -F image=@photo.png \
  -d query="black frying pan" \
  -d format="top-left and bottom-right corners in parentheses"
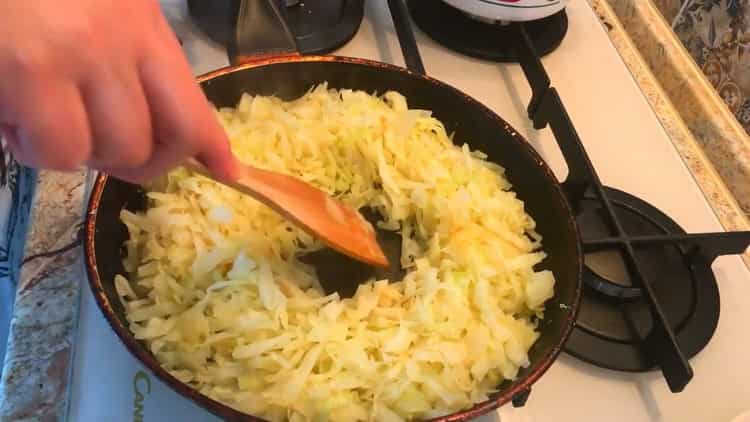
top-left (84, 1), bottom-right (581, 420)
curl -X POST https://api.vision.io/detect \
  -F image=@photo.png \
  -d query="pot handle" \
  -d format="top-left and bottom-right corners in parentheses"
top-left (231, 0), bottom-right (300, 64)
top-left (386, 0), bottom-right (426, 75)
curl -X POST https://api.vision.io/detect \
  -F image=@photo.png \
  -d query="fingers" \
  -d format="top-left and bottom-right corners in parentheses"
top-left (103, 139), bottom-right (188, 184)
top-left (82, 66), bottom-right (152, 170)
top-left (0, 4), bottom-right (237, 184)
top-left (1, 78), bottom-right (91, 171)
top-left (137, 21), bottom-right (240, 183)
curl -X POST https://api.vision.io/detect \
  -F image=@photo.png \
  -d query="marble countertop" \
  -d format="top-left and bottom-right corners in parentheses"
top-left (0, 170), bottom-right (89, 420)
top-left (2, 1), bottom-right (749, 420)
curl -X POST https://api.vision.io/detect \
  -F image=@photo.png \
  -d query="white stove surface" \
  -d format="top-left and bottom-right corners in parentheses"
top-left (68, 1), bottom-right (750, 421)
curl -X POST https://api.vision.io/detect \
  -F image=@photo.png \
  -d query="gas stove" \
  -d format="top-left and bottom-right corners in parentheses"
top-left (68, 1), bottom-right (750, 421)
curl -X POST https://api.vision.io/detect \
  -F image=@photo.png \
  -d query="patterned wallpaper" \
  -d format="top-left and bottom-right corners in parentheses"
top-left (655, 0), bottom-right (750, 135)
top-left (653, 0), bottom-right (685, 22)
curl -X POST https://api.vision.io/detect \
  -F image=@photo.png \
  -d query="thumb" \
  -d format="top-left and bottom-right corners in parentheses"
top-left (195, 122), bottom-right (241, 182)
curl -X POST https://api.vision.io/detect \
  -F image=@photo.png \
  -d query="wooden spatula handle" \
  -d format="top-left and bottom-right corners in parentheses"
top-left (182, 157), bottom-right (216, 179)
top-left (182, 157), bottom-right (270, 203)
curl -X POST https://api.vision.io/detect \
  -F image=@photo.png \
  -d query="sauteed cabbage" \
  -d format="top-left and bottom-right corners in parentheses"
top-left (117, 84), bottom-right (555, 422)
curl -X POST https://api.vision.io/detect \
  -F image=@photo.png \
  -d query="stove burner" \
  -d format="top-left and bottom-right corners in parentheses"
top-left (188, 0), bottom-right (364, 56)
top-left (407, 0), bottom-right (567, 62)
top-left (564, 187), bottom-right (720, 372)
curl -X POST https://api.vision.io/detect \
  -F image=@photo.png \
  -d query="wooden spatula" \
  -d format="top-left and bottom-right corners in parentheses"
top-left (183, 158), bottom-right (389, 268)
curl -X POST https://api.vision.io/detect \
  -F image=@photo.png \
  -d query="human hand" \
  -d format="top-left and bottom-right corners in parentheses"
top-left (0, 0), bottom-right (239, 183)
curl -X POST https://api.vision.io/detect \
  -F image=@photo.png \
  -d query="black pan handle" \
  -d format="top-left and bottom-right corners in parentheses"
top-left (230, 0), bottom-right (300, 64)
top-left (386, 0), bottom-right (426, 75)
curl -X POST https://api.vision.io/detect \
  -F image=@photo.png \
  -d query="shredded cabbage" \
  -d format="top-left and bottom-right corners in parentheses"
top-left (117, 84), bottom-right (555, 421)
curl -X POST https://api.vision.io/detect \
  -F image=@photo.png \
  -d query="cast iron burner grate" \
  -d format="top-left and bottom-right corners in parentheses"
top-left (565, 187), bottom-right (722, 372)
top-left (511, 21), bottom-right (750, 394)
top-left (381, 0), bottom-right (750, 402)
top-left (407, 0), bottom-right (567, 62)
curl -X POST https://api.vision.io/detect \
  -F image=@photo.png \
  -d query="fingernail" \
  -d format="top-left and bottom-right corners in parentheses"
top-left (0, 124), bottom-right (19, 149)
top-left (227, 158), bottom-right (243, 180)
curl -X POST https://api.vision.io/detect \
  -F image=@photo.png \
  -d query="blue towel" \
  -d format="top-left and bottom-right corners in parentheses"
top-left (0, 145), bottom-right (36, 374)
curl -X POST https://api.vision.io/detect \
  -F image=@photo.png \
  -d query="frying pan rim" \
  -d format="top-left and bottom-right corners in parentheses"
top-left (84, 54), bottom-right (583, 422)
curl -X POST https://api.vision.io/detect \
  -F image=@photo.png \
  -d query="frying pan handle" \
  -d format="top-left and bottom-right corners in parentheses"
top-left (230, 0), bottom-right (300, 64)
top-left (386, 0), bottom-right (426, 75)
